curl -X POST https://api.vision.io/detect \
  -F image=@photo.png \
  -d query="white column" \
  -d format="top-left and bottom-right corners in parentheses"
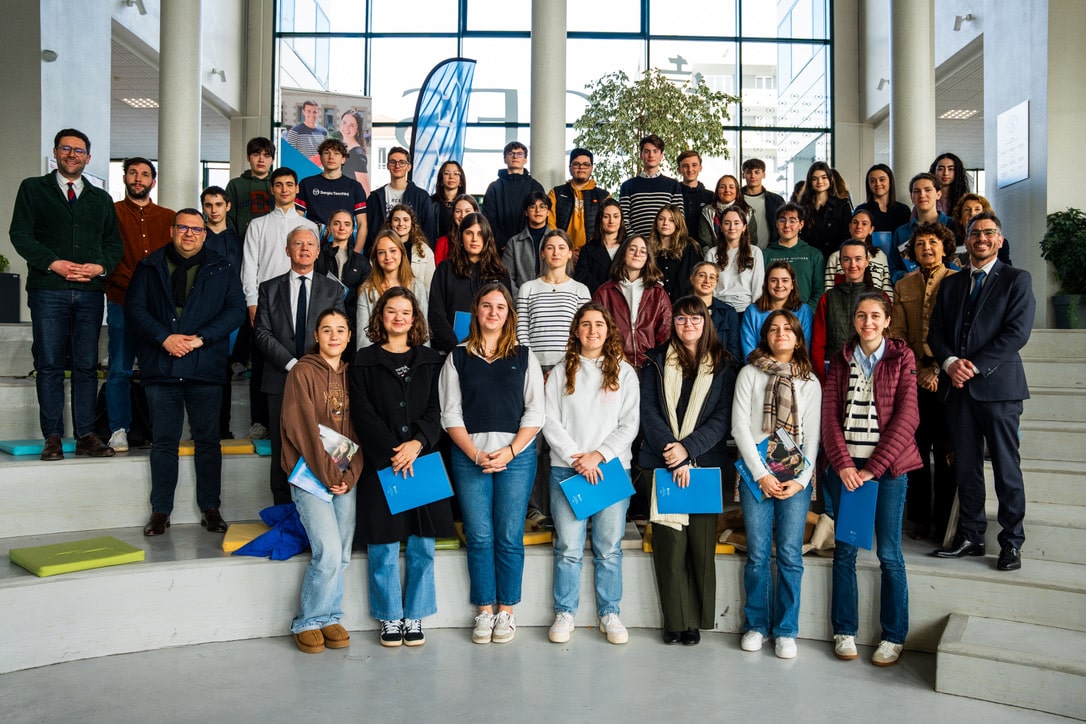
top-left (231, 0), bottom-right (275, 177)
top-left (889, 0), bottom-right (936, 182)
top-left (158, 0), bottom-right (203, 211)
top-left (530, 0), bottom-right (567, 190)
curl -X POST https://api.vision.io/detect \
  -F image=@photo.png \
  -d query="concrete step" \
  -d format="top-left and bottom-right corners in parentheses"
top-left (1020, 329), bottom-right (1086, 361)
top-left (1023, 388), bottom-right (1086, 423)
top-left (982, 500), bottom-right (1086, 565)
top-left (1022, 359), bottom-right (1086, 389)
top-left (1019, 420), bottom-right (1086, 463)
top-left (988, 459), bottom-right (1086, 508)
top-left (936, 614), bottom-right (1086, 719)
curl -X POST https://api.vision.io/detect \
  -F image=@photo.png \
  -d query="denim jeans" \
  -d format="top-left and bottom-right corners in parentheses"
top-left (144, 383), bottom-right (223, 514)
top-left (824, 466), bottom-right (909, 644)
top-left (105, 300), bottom-right (137, 433)
top-left (739, 480), bottom-right (813, 638)
top-left (549, 466), bottom-right (629, 617)
top-left (291, 484), bottom-right (357, 634)
top-left (450, 440), bottom-right (537, 606)
top-left (367, 537), bottom-right (437, 621)
top-left (28, 288), bottom-right (104, 438)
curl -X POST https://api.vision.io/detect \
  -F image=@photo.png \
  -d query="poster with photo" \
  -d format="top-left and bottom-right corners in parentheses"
top-left (280, 89), bottom-right (372, 192)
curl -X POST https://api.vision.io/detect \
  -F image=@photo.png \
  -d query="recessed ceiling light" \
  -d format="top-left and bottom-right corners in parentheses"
top-left (121, 97), bottom-right (159, 109)
top-left (939, 109), bottom-right (978, 120)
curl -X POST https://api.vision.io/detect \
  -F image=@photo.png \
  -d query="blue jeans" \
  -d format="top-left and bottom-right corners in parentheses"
top-left (28, 288), bottom-right (104, 437)
top-left (824, 466), bottom-right (909, 644)
top-left (144, 383), bottom-right (223, 514)
top-left (105, 301), bottom-right (137, 433)
top-left (549, 466), bottom-right (629, 616)
top-left (450, 441), bottom-right (537, 606)
top-left (291, 484), bottom-right (357, 633)
top-left (739, 479), bottom-right (812, 638)
top-left (367, 537), bottom-right (437, 621)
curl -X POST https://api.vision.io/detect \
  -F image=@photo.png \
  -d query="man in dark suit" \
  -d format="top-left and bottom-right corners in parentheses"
top-left (928, 211), bottom-right (1036, 571)
top-left (255, 227), bottom-right (346, 504)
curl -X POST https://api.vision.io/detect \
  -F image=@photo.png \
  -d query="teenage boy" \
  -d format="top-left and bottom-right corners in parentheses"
top-left (297, 138), bottom-right (367, 235)
top-left (889, 172), bottom-right (953, 283)
top-left (762, 203), bottom-right (825, 309)
top-left (742, 158), bottom-right (785, 248)
top-left (226, 137), bottom-right (275, 237)
top-left (619, 134), bottom-right (684, 238)
top-left (502, 192), bottom-right (553, 295)
top-left (364, 145), bottom-right (437, 250)
top-left (483, 141), bottom-right (545, 252)
top-left (676, 150), bottom-right (713, 240)
top-left (202, 186), bottom-right (244, 439)
top-left (547, 148), bottom-right (610, 251)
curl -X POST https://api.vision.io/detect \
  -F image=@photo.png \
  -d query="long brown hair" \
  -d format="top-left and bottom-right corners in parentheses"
top-left (754, 260), bottom-right (803, 313)
top-left (588, 197), bottom-right (626, 245)
top-left (432, 160), bottom-right (466, 200)
top-left (749, 309), bottom-right (813, 378)
top-left (446, 193), bottom-right (480, 254)
top-left (384, 203), bottom-right (428, 257)
top-left (650, 204), bottom-right (693, 260)
top-left (713, 206), bottom-right (755, 272)
top-left (669, 296), bottom-right (728, 376)
top-left (366, 286), bottom-right (429, 346)
top-left (360, 230), bottom-right (415, 302)
top-left (452, 212), bottom-right (507, 280)
top-left (562, 302), bottom-right (625, 394)
top-left (608, 235), bottom-right (663, 285)
top-left (465, 282), bottom-right (519, 360)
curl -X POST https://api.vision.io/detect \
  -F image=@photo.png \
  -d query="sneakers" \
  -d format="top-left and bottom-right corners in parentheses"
top-left (834, 634), bottom-right (858, 660)
top-left (379, 619), bottom-right (402, 647)
top-left (741, 631), bottom-right (765, 652)
top-left (775, 637), bottom-right (798, 659)
top-left (402, 618), bottom-right (425, 647)
top-left (492, 611), bottom-right (516, 643)
top-left (108, 429), bottom-right (129, 452)
top-left (472, 611), bottom-right (495, 644)
top-left (872, 640), bottom-right (903, 666)
top-left (247, 422), bottom-right (268, 440)
top-left (599, 613), bottom-right (628, 644)
top-left (549, 612), bottom-right (575, 643)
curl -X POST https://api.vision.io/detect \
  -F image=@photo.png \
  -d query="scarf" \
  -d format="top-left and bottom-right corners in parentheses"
top-left (750, 355), bottom-right (799, 437)
top-left (165, 245), bottom-right (206, 309)
top-left (650, 345), bottom-right (715, 531)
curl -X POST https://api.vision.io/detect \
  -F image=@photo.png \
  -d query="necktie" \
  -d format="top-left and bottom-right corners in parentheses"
top-left (67, 183), bottom-right (76, 206)
top-left (969, 270), bottom-right (986, 308)
top-left (295, 276), bottom-right (308, 359)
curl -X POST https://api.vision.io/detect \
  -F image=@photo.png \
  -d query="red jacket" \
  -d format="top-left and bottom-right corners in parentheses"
top-left (821, 335), bottom-right (922, 479)
top-left (592, 280), bottom-right (672, 368)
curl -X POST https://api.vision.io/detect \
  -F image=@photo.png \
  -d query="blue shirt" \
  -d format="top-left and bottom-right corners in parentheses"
top-left (854, 337), bottom-right (886, 378)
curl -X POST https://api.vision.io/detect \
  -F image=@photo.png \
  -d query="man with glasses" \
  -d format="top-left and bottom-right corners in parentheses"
top-left (483, 141), bottom-right (545, 253)
top-left (619, 134), bottom-right (684, 238)
top-left (547, 148), bottom-right (610, 252)
top-left (126, 209), bottom-right (246, 536)
top-left (929, 212), bottom-right (1035, 571)
top-left (762, 203), bottom-right (825, 309)
top-left (364, 146), bottom-right (437, 250)
top-left (10, 129), bottom-right (122, 460)
top-left (104, 157), bottom-right (175, 452)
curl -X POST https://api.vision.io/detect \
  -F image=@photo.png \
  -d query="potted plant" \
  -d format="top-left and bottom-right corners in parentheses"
top-left (1039, 208), bottom-right (1086, 328)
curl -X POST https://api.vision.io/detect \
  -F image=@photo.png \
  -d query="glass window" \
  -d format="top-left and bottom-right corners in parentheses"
top-left (460, 38), bottom-right (533, 125)
top-left (282, 0), bottom-right (364, 33)
top-left (742, 0), bottom-right (829, 40)
top-left (648, 39), bottom-right (740, 119)
top-left (567, 39), bottom-right (645, 124)
top-left (650, 0), bottom-right (736, 37)
top-left (740, 130), bottom-right (831, 196)
top-left (467, 0), bottom-right (531, 32)
top-left (569, 2), bottom-right (641, 34)
top-left (372, 0), bottom-right (457, 33)
top-left (368, 38), bottom-right (460, 123)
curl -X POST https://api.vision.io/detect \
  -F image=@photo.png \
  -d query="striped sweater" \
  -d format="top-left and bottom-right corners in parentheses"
top-left (515, 277), bottom-right (591, 368)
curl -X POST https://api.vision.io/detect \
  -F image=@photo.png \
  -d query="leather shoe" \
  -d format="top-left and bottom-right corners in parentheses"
top-left (662, 630), bottom-right (682, 645)
top-left (201, 508), bottom-right (228, 533)
top-left (75, 433), bottom-right (115, 458)
top-left (931, 535), bottom-right (984, 558)
top-left (40, 435), bottom-right (63, 461)
top-left (681, 628), bottom-right (701, 646)
top-left (143, 512), bottom-right (170, 536)
top-left (997, 545), bottom-right (1022, 571)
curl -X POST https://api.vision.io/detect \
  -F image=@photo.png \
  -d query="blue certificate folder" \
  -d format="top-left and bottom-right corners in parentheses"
top-left (379, 452), bottom-right (454, 515)
top-left (654, 468), bottom-right (723, 514)
top-left (558, 458), bottom-right (635, 520)
top-left (835, 479), bottom-right (880, 550)
top-left (454, 311), bottom-right (472, 342)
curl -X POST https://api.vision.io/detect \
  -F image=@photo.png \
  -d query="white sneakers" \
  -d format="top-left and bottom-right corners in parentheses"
top-left (871, 640), bottom-right (903, 666)
top-left (492, 611), bottom-right (516, 643)
top-left (834, 635), bottom-right (858, 660)
top-left (108, 429), bottom-right (129, 452)
top-left (774, 637), bottom-right (798, 659)
top-left (740, 631), bottom-right (765, 652)
top-left (599, 614), bottom-right (628, 644)
top-left (548, 612), bottom-right (575, 643)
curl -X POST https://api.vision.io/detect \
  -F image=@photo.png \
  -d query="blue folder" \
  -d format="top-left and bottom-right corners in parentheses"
top-left (454, 311), bottom-right (472, 342)
top-left (835, 479), bottom-right (879, 550)
top-left (379, 451), bottom-right (454, 515)
top-left (288, 457), bottom-right (333, 502)
top-left (558, 458), bottom-right (635, 520)
top-left (655, 468), bottom-right (723, 514)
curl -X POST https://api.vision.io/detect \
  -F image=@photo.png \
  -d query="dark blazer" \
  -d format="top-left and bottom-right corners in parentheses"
top-left (254, 270), bottom-right (347, 395)
top-left (364, 182), bottom-right (438, 251)
top-left (927, 259), bottom-right (1035, 402)
top-left (349, 345), bottom-right (455, 544)
top-left (573, 239), bottom-right (615, 294)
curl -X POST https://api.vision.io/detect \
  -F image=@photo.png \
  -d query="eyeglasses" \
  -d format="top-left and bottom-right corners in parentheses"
top-left (506, 151), bottom-right (527, 159)
top-left (570, 162), bottom-right (592, 169)
top-left (968, 228), bottom-right (1000, 239)
top-left (777, 217), bottom-right (801, 225)
top-left (627, 247), bottom-right (648, 257)
top-left (387, 160), bottom-right (409, 167)
top-left (174, 225), bottom-right (206, 235)
top-left (674, 315), bottom-right (705, 326)
top-left (57, 145), bottom-right (88, 157)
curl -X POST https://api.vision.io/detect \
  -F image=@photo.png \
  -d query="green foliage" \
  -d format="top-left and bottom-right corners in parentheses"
top-left (0, 254), bottom-right (8, 273)
top-left (573, 69), bottom-right (739, 191)
top-left (1039, 208), bottom-right (1086, 295)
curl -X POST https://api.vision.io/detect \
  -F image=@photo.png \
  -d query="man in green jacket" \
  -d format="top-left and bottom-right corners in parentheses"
top-left (9, 128), bottom-right (123, 460)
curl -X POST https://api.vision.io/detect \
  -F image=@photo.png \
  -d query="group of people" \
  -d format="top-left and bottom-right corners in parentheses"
top-left (9, 128), bottom-right (1034, 665)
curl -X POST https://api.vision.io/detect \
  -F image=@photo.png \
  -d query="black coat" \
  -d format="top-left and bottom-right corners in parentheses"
top-left (573, 239), bottom-right (615, 294)
top-left (349, 344), bottom-right (455, 544)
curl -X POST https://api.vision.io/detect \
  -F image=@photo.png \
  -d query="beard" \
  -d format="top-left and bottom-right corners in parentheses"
top-left (126, 184), bottom-right (152, 200)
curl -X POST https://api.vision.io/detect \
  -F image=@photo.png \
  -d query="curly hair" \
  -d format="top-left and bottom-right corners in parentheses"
top-left (906, 222), bottom-right (957, 262)
top-left (366, 287), bottom-right (429, 346)
top-left (562, 302), bottom-right (626, 395)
